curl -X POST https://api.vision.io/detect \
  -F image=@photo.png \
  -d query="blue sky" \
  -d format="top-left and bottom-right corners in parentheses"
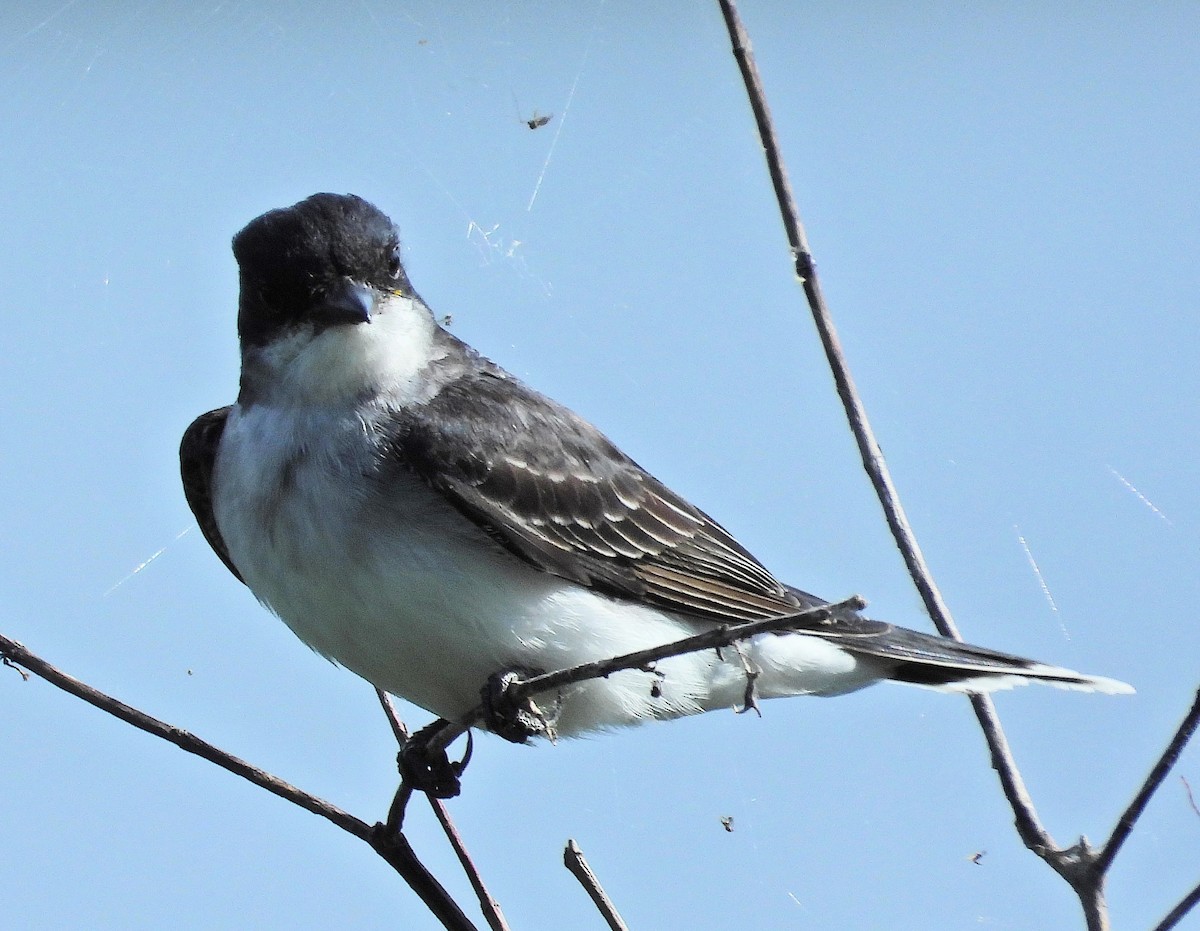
top-left (2, 3), bottom-right (1198, 928)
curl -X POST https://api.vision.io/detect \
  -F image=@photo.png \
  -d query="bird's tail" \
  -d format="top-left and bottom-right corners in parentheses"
top-left (825, 621), bottom-right (1133, 695)
top-left (780, 589), bottom-right (1134, 695)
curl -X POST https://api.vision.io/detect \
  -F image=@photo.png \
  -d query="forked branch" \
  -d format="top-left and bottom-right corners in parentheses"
top-left (0, 632), bottom-right (477, 931)
top-left (1, 597), bottom-right (861, 930)
top-left (714, 1), bottom-right (1200, 928)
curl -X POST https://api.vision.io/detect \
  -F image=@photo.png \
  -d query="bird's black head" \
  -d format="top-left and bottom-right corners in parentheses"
top-left (232, 193), bottom-right (414, 348)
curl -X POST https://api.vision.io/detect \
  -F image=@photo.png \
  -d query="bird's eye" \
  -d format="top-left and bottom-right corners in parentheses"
top-left (386, 246), bottom-right (403, 280)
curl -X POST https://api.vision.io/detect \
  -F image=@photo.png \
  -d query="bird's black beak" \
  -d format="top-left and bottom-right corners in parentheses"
top-left (316, 277), bottom-right (375, 327)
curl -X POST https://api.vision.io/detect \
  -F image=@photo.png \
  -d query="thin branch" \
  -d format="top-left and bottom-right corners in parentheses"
top-left (715, 7), bottom-right (1200, 931)
top-left (510, 598), bottom-right (860, 704)
top-left (376, 690), bottom-right (511, 931)
top-left (0, 632), bottom-right (477, 931)
top-left (377, 687), bottom-right (412, 744)
top-left (427, 799), bottom-right (509, 931)
top-left (366, 829), bottom-right (480, 931)
top-left (1153, 879), bottom-right (1200, 931)
top-left (3, 594), bottom-right (859, 927)
top-left (717, 0), bottom-right (962, 643)
top-left (1, 633), bottom-right (365, 834)
top-left (419, 598), bottom-right (862, 758)
top-left (714, 0), bottom-right (1060, 864)
top-left (969, 693), bottom-right (1057, 854)
top-left (2, 654), bottom-right (30, 680)
top-left (1182, 776), bottom-right (1200, 819)
top-left (1097, 686), bottom-right (1200, 875)
top-left (563, 839), bottom-right (630, 931)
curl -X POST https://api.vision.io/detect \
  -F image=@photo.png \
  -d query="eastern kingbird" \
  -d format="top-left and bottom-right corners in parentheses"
top-left (181, 193), bottom-right (1131, 744)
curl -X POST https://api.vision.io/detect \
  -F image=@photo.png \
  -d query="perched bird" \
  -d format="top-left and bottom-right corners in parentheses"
top-left (181, 193), bottom-right (1131, 749)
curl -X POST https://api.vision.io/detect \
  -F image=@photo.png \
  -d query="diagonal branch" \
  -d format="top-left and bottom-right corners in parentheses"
top-left (1097, 686), bottom-right (1200, 875)
top-left (714, 0), bottom-right (1057, 861)
top-left (510, 598), bottom-right (859, 704)
top-left (1153, 878), bottom-right (1200, 931)
top-left (376, 690), bottom-right (511, 931)
top-left (2, 593), bottom-right (859, 927)
top-left (0, 632), bottom-right (477, 931)
top-left (715, 4), bottom-right (1200, 930)
top-left (421, 598), bottom-right (864, 756)
top-left (563, 839), bottom-right (630, 931)
top-left (714, 2), bottom-right (958, 642)
top-left (1, 633), bottom-right (365, 833)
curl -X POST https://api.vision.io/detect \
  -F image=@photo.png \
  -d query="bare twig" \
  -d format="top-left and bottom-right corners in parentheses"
top-left (510, 598), bottom-right (859, 705)
top-left (0, 633), bottom-right (364, 832)
top-left (376, 691), bottom-right (511, 931)
top-left (0, 632), bottom-right (477, 931)
top-left (967, 693), bottom-right (1057, 855)
top-left (715, 0), bottom-right (1062, 864)
top-left (377, 687), bottom-right (411, 744)
top-left (1153, 879), bottom-right (1200, 931)
top-left (416, 598), bottom-right (863, 759)
top-left (716, 3), bottom-right (1200, 928)
top-left (709, 5), bottom-right (1200, 931)
top-left (366, 829), bottom-right (479, 931)
top-left (428, 798), bottom-right (509, 931)
top-left (717, 0), bottom-right (963, 644)
top-left (1182, 776), bottom-right (1200, 819)
top-left (25, 591), bottom-right (841, 926)
top-left (1096, 687), bottom-right (1200, 875)
top-left (3, 653), bottom-right (30, 680)
top-left (563, 839), bottom-right (630, 931)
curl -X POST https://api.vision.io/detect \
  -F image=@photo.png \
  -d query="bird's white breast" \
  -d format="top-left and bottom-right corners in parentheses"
top-left (213, 301), bottom-right (879, 735)
top-left (214, 396), bottom-right (876, 735)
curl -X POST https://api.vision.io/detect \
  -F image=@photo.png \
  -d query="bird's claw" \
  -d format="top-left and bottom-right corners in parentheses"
top-left (481, 667), bottom-right (551, 744)
top-left (397, 720), bottom-right (470, 799)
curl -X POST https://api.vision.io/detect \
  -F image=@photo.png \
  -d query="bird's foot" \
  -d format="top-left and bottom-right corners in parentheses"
top-left (397, 719), bottom-right (472, 799)
top-left (481, 667), bottom-right (554, 744)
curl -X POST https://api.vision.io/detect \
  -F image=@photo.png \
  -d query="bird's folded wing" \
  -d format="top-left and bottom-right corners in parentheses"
top-left (180, 406), bottom-right (244, 584)
top-left (388, 367), bottom-right (807, 623)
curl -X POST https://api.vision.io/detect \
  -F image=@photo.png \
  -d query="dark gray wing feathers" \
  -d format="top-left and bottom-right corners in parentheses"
top-left (180, 406), bottom-right (244, 584)
top-left (383, 363), bottom-right (1097, 686)
top-left (388, 368), bottom-right (802, 622)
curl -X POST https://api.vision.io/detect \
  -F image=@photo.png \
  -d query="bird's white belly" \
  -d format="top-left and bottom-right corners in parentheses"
top-left (213, 404), bottom-right (877, 736)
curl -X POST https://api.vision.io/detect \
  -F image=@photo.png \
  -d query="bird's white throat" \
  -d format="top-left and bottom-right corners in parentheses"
top-left (242, 293), bottom-right (443, 408)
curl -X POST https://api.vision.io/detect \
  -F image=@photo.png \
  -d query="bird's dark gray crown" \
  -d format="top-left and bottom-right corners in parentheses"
top-left (232, 193), bottom-right (412, 347)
